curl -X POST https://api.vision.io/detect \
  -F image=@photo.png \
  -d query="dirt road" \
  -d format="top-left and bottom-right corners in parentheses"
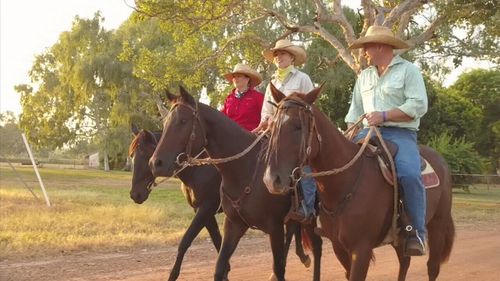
top-left (1, 225), bottom-right (499, 281)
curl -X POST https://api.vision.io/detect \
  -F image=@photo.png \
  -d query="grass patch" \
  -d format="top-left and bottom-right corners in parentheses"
top-left (452, 186), bottom-right (500, 227)
top-left (0, 166), bottom-right (208, 260)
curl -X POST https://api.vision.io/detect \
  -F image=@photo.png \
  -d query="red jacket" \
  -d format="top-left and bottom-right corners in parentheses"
top-left (221, 88), bottom-right (264, 131)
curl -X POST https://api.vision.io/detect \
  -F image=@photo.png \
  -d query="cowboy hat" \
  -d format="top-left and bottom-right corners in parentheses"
top-left (349, 25), bottom-right (409, 50)
top-left (262, 39), bottom-right (307, 66)
top-left (224, 64), bottom-right (263, 88)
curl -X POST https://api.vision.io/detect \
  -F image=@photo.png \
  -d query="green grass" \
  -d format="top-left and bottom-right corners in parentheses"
top-left (1, 166), bottom-right (499, 260)
top-left (451, 186), bottom-right (500, 227)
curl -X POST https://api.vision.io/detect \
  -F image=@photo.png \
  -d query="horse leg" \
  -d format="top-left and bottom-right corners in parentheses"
top-left (214, 217), bottom-right (247, 281)
top-left (285, 222), bottom-right (311, 267)
top-left (393, 243), bottom-right (411, 281)
top-left (268, 227), bottom-right (286, 281)
top-left (205, 214), bottom-right (222, 251)
top-left (347, 245), bottom-right (372, 281)
top-left (426, 218), bottom-right (446, 281)
top-left (168, 206), bottom-right (215, 281)
top-left (332, 240), bottom-right (351, 279)
top-left (304, 224), bottom-right (322, 281)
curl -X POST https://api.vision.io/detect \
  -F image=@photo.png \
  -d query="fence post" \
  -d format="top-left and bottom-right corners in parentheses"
top-left (21, 133), bottom-right (51, 207)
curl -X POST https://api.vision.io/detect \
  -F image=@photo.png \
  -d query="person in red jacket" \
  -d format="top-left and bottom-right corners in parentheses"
top-left (221, 64), bottom-right (264, 131)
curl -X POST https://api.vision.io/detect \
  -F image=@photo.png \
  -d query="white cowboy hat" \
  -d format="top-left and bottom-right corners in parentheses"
top-left (262, 39), bottom-right (307, 66)
top-left (224, 64), bottom-right (263, 88)
top-left (349, 25), bottom-right (409, 50)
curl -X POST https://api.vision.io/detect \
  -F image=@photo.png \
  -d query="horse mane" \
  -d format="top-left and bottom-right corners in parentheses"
top-left (129, 131), bottom-right (145, 157)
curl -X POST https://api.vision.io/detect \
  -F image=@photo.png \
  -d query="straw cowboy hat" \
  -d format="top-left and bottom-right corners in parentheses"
top-left (349, 25), bottom-right (409, 49)
top-left (224, 64), bottom-right (263, 88)
top-left (262, 39), bottom-right (307, 66)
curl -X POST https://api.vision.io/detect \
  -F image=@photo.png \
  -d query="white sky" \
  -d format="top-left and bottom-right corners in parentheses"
top-left (0, 1), bottom-right (493, 116)
top-left (0, 0), bottom-right (134, 116)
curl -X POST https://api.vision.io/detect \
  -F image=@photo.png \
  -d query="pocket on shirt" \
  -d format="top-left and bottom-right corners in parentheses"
top-left (383, 79), bottom-right (404, 96)
top-left (284, 79), bottom-right (301, 94)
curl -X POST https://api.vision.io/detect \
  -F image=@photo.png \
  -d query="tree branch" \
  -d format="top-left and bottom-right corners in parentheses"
top-left (361, 0), bottom-right (376, 35)
top-left (312, 0), bottom-right (356, 45)
top-left (405, 15), bottom-right (447, 50)
top-left (383, 0), bottom-right (424, 28)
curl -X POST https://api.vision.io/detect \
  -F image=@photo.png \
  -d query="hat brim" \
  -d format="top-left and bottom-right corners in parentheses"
top-left (224, 72), bottom-right (262, 88)
top-left (349, 35), bottom-right (409, 50)
top-left (262, 46), bottom-right (307, 66)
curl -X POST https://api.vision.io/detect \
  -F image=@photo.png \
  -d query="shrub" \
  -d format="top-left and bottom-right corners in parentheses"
top-left (426, 132), bottom-right (484, 174)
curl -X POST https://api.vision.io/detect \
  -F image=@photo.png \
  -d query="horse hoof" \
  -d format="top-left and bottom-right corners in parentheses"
top-left (301, 255), bottom-right (311, 268)
top-left (268, 273), bottom-right (278, 281)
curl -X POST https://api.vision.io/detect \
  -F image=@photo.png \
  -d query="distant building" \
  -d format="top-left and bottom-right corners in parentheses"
top-left (88, 152), bottom-right (100, 168)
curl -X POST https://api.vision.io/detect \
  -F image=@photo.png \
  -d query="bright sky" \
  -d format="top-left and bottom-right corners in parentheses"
top-left (0, 1), bottom-right (493, 117)
top-left (0, 0), bottom-right (134, 116)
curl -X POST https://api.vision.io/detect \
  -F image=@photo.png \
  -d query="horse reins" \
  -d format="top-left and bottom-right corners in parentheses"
top-left (169, 101), bottom-right (270, 167)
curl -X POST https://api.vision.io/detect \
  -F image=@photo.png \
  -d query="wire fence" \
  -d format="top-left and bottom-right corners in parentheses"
top-left (451, 173), bottom-right (500, 191)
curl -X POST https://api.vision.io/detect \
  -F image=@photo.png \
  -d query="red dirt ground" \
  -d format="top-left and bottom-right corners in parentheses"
top-left (1, 225), bottom-right (499, 281)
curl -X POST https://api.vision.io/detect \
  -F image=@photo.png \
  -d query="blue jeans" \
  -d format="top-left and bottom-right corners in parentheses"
top-left (300, 165), bottom-right (317, 217)
top-left (354, 127), bottom-right (427, 240)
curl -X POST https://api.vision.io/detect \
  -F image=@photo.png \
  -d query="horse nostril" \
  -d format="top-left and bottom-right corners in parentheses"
top-left (154, 159), bottom-right (162, 167)
top-left (274, 175), bottom-right (282, 186)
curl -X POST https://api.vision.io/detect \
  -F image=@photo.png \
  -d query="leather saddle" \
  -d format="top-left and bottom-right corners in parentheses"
top-left (361, 138), bottom-right (440, 189)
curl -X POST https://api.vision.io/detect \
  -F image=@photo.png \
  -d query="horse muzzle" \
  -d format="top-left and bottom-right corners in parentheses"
top-left (263, 167), bottom-right (294, 195)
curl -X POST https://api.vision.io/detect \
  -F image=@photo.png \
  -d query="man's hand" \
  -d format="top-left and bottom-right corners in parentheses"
top-left (365, 111), bottom-right (385, 126)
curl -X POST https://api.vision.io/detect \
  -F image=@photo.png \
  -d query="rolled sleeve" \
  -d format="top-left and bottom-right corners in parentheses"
top-left (398, 65), bottom-right (428, 119)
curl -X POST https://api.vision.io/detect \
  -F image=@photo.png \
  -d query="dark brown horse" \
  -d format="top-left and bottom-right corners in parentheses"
top-left (130, 124), bottom-right (316, 280)
top-left (129, 128), bottom-right (223, 281)
top-left (263, 86), bottom-right (455, 281)
top-left (148, 87), bottom-right (323, 281)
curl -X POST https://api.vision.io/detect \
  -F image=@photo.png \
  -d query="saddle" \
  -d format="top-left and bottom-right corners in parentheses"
top-left (361, 138), bottom-right (440, 189)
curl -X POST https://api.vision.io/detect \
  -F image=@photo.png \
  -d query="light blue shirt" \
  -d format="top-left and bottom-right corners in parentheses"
top-left (345, 55), bottom-right (428, 130)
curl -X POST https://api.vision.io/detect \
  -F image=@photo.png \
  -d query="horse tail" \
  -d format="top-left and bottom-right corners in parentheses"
top-left (301, 227), bottom-right (312, 253)
top-left (441, 217), bottom-right (455, 263)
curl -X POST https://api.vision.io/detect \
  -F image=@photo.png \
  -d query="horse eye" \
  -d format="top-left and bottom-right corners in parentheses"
top-left (180, 119), bottom-right (187, 124)
top-left (294, 124), bottom-right (301, 131)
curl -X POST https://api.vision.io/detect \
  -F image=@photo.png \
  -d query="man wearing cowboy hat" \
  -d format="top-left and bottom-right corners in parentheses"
top-left (345, 25), bottom-right (428, 256)
top-left (221, 63), bottom-right (264, 131)
top-left (254, 39), bottom-right (317, 224)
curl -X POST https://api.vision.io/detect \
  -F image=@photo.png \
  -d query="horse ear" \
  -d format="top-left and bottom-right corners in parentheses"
top-left (269, 83), bottom-right (286, 103)
top-left (165, 89), bottom-right (177, 103)
top-left (179, 85), bottom-right (196, 105)
top-left (131, 124), bottom-right (140, 136)
top-left (142, 129), bottom-right (157, 144)
top-left (304, 82), bottom-right (325, 105)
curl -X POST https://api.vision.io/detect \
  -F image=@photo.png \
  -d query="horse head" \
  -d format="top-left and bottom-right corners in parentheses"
top-left (263, 83), bottom-right (324, 195)
top-left (129, 128), bottom-right (159, 203)
top-left (149, 86), bottom-right (206, 177)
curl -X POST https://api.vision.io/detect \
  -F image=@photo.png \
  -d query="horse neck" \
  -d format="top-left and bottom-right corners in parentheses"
top-left (311, 109), bottom-right (361, 182)
top-left (198, 104), bottom-right (259, 182)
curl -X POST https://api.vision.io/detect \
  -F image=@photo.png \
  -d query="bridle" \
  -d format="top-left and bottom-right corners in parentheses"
top-left (265, 97), bottom-right (322, 194)
top-left (165, 101), bottom-right (208, 168)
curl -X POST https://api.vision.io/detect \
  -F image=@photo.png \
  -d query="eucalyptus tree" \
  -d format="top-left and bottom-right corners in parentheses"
top-left (16, 13), bottom-right (160, 170)
top-left (132, 0), bottom-right (497, 73)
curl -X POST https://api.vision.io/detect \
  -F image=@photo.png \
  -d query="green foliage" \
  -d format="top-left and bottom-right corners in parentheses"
top-left (0, 112), bottom-right (25, 157)
top-left (420, 81), bottom-right (482, 144)
top-left (426, 132), bottom-right (484, 174)
top-left (449, 69), bottom-right (500, 172)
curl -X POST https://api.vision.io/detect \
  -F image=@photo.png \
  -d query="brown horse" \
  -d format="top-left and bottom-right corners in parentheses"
top-left (148, 86), bottom-right (323, 281)
top-left (263, 86), bottom-right (455, 281)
